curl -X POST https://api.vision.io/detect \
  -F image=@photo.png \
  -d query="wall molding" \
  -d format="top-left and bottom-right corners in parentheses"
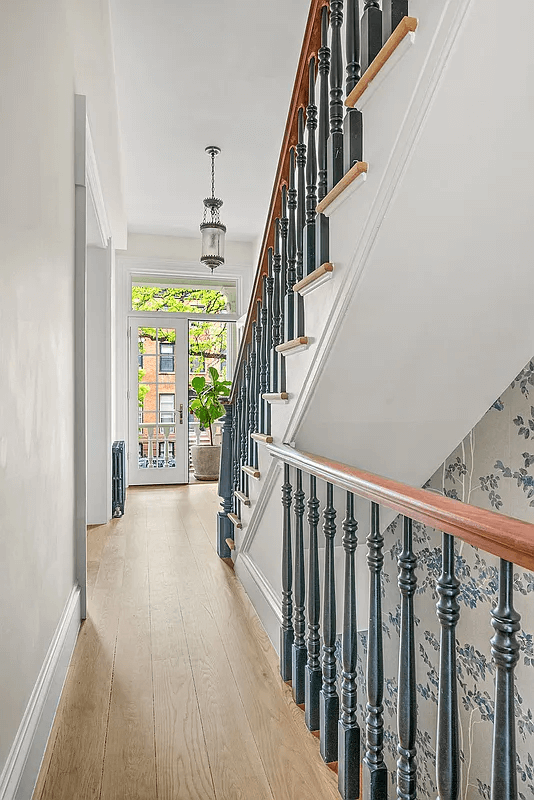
top-left (86, 115), bottom-right (111, 248)
top-left (0, 586), bottom-right (81, 800)
top-left (235, 553), bottom-right (281, 652)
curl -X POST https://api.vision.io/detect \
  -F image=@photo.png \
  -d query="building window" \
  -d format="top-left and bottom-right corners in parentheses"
top-left (159, 393), bottom-right (175, 424)
top-left (159, 341), bottom-right (174, 373)
top-left (158, 441), bottom-right (175, 457)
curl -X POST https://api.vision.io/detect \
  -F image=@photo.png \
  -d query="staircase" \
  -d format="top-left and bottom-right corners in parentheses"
top-left (217, 1), bottom-right (534, 797)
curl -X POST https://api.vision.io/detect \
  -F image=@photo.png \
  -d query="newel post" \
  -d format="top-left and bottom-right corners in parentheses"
top-left (217, 402), bottom-right (234, 558)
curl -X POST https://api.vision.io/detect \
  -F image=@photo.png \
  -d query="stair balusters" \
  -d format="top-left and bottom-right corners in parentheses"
top-left (339, 491), bottom-right (360, 800)
top-left (361, 0), bottom-right (382, 73)
top-left (397, 517), bottom-right (417, 800)
top-left (285, 150), bottom-right (297, 343)
top-left (436, 533), bottom-right (460, 800)
top-left (271, 221), bottom-right (282, 393)
top-left (292, 469), bottom-right (307, 704)
top-left (305, 474), bottom-right (322, 732)
top-left (260, 268), bottom-right (271, 434)
top-left (295, 109), bottom-right (306, 336)
top-left (320, 482), bottom-right (339, 763)
top-left (364, 502), bottom-right (388, 799)
top-left (233, 378), bottom-right (242, 512)
top-left (216, 403), bottom-right (234, 558)
top-left (316, 5), bottom-right (330, 270)
top-left (327, 0), bottom-right (344, 192)
top-left (248, 322), bottom-right (257, 467)
top-left (304, 57), bottom-right (318, 276)
top-left (280, 464), bottom-right (294, 681)
top-left (280, 185), bottom-right (289, 338)
top-left (343, 0), bottom-right (363, 174)
top-left (490, 559), bottom-right (520, 800)
top-left (382, 0), bottom-right (408, 43)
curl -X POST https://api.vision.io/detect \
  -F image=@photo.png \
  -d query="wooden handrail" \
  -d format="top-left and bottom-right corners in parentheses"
top-left (230, 0), bottom-right (327, 404)
top-left (266, 442), bottom-right (534, 571)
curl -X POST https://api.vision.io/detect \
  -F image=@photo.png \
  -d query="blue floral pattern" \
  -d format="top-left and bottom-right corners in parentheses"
top-left (336, 357), bottom-right (534, 798)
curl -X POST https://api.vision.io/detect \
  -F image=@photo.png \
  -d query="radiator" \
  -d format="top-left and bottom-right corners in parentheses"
top-left (112, 440), bottom-right (125, 518)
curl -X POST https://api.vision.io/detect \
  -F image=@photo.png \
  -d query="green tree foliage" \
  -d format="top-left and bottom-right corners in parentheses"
top-left (134, 287), bottom-right (228, 374)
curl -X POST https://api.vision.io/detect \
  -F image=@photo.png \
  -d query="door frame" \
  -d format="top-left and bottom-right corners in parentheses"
top-left (128, 317), bottom-right (189, 485)
top-left (75, 94), bottom-right (112, 620)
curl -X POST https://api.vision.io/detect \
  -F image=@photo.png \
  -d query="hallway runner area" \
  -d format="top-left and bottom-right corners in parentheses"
top-left (33, 484), bottom-right (339, 800)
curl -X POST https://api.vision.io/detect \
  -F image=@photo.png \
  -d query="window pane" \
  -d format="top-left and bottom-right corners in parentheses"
top-left (132, 282), bottom-right (236, 314)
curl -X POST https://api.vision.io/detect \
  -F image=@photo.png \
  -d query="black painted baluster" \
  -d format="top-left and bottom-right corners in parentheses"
top-left (436, 533), bottom-right (460, 800)
top-left (320, 482), bottom-right (339, 763)
top-left (271, 220), bottom-right (282, 393)
top-left (490, 559), bottom-right (520, 800)
top-left (361, 1), bottom-right (382, 73)
top-left (344, 0), bottom-right (363, 174)
top-left (292, 469), bottom-right (307, 704)
top-left (327, 0), bottom-right (344, 191)
top-left (280, 185), bottom-right (288, 339)
top-left (261, 256), bottom-right (273, 432)
top-left (217, 403), bottom-right (234, 558)
top-left (233, 378), bottom-right (242, 509)
top-left (285, 149), bottom-right (297, 343)
top-left (383, 0), bottom-right (408, 44)
top-left (363, 502), bottom-right (388, 799)
top-left (397, 516), bottom-right (417, 800)
top-left (254, 299), bottom-right (262, 448)
top-left (304, 57), bottom-right (317, 276)
top-left (316, 6), bottom-right (330, 270)
top-left (305, 474), bottom-right (321, 732)
top-left (295, 109), bottom-right (306, 336)
top-left (280, 463), bottom-right (294, 681)
top-left (248, 320), bottom-right (258, 467)
top-left (239, 377), bottom-right (248, 496)
top-left (339, 492), bottom-right (360, 800)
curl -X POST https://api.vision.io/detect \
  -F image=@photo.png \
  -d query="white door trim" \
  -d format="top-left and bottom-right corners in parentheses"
top-left (74, 94), bottom-right (112, 619)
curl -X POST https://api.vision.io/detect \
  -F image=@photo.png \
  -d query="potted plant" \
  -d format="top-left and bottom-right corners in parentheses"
top-left (189, 367), bottom-right (231, 480)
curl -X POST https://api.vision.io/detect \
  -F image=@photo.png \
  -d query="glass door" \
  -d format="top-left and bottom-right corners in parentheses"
top-left (129, 318), bottom-right (188, 485)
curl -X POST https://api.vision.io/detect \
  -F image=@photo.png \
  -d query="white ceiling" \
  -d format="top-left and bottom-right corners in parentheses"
top-left (109, 0), bottom-right (311, 243)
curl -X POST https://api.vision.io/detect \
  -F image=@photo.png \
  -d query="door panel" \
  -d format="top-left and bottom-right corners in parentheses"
top-left (129, 319), bottom-right (188, 485)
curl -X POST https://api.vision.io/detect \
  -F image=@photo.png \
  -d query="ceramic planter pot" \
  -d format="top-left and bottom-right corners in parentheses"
top-left (190, 444), bottom-right (221, 481)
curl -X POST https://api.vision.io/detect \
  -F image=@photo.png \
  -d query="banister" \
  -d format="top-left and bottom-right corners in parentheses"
top-left (266, 442), bottom-right (534, 571)
top-left (230, 0), bottom-right (327, 404)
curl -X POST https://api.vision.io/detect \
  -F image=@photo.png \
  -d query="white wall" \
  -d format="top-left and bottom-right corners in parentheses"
top-left (0, 1), bottom-right (124, 794)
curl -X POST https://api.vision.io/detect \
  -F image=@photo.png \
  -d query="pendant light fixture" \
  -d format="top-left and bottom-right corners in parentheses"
top-left (200, 146), bottom-right (226, 271)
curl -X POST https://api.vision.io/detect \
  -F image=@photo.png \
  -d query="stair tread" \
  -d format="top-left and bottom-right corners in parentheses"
top-left (234, 490), bottom-right (251, 506)
top-left (227, 514), bottom-right (242, 530)
top-left (242, 465), bottom-right (261, 479)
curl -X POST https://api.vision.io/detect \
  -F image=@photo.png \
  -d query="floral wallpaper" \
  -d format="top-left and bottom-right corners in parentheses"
top-left (343, 358), bottom-right (534, 798)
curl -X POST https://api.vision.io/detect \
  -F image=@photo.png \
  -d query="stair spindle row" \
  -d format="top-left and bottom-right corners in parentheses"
top-left (273, 460), bottom-right (522, 800)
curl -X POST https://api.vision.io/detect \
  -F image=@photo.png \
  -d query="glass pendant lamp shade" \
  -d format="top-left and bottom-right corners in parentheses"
top-left (200, 220), bottom-right (226, 270)
top-left (200, 146), bottom-right (226, 271)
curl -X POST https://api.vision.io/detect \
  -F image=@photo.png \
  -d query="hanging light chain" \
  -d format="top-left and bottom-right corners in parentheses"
top-left (211, 149), bottom-right (216, 199)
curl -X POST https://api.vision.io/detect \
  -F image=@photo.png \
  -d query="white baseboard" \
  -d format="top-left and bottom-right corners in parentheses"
top-left (235, 553), bottom-right (281, 654)
top-left (0, 585), bottom-right (81, 800)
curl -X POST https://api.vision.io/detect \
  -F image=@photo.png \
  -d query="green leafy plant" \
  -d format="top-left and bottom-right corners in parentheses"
top-left (189, 367), bottom-right (231, 445)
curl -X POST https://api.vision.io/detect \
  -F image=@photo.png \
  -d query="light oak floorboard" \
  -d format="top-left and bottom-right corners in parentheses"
top-left (35, 522), bottom-right (126, 800)
top-left (34, 485), bottom-right (338, 800)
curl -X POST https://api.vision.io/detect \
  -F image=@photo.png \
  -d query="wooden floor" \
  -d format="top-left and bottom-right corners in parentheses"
top-left (33, 484), bottom-right (339, 800)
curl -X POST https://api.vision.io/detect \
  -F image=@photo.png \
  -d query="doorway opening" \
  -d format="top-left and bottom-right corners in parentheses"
top-left (129, 280), bottom-right (237, 485)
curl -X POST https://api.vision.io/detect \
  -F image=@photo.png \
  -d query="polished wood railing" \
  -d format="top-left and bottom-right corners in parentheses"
top-left (264, 442), bottom-right (528, 800)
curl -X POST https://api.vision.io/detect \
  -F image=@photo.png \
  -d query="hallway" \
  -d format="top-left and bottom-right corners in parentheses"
top-left (32, 485), bottom-right (339, 800)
